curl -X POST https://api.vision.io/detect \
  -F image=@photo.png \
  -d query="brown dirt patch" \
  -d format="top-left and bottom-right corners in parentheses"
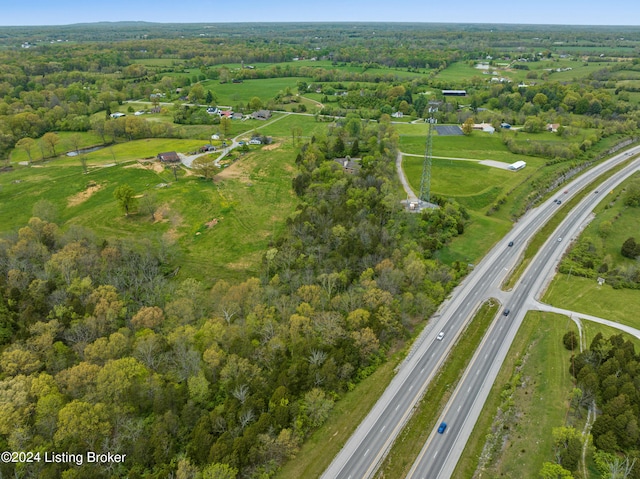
top-left (163, 228), bottom-right (180, 244)
top-left (68, 183), bottom-right (104, 207)
top-left (262, 142), bottom-right (281, 151)
top-left (125, 160), bottom-right (165, 173)
top-left (216, 160), bottom-right (248, 180)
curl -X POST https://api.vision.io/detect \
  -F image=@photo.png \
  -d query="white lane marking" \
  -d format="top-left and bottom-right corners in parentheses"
top-left (364, 448), bottom-right (370, 457)
top-left (381, 426), bottom-right (386, 433)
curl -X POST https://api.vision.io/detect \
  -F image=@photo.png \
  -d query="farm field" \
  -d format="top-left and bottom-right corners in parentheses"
top-left (0, 142), bottom-right (299, 283)
top-left (202, 77), bottom-right (314, 106)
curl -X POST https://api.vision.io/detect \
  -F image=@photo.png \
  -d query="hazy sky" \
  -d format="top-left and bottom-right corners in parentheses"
top-left (2, 0), bottom-right (639, 26)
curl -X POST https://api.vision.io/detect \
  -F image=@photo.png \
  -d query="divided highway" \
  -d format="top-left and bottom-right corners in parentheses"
top-left (321, 146), bottom-right (640, 479)
top-left (408, 151), bottom-right (640, 479)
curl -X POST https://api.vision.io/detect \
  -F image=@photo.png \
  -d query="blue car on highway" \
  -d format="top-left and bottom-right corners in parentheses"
top-left (437, 422), bottom-right (447, 434)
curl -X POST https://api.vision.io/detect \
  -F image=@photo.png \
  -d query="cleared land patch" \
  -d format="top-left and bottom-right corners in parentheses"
top-left (67, 182), bottom-right (105, 207)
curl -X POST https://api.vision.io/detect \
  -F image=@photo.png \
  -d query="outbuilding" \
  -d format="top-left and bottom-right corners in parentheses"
top-left (157, 151), bottom-right (180, 163)
top-left (509, 160), bottom-right (526, 171)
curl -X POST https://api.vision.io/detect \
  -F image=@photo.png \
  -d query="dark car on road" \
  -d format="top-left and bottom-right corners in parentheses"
top-left (437, 422), bottom-right (447, 434)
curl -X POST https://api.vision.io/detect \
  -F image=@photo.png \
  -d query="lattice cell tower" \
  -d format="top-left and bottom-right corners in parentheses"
top-left (419, 121), bottom-right (433, 203)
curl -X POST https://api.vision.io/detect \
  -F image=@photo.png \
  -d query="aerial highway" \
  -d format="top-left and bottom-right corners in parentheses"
top-left (407, 151), bottom-right (640, 479)
top-left (321, 145), bottom-right (640, 479)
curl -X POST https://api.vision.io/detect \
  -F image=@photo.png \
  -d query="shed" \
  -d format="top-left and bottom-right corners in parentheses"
top-left (442, 90), bottom-right (467, 96)
top-left (158, 151), bottom-right (180, 163)
top-left (509, 160), bottom-right (526, 171)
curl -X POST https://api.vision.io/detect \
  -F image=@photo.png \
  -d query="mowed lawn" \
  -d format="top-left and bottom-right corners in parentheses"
top-left (257, 113), bottom-right (329, 139)
top-left (544, 274), bottom-right (640, 330)
top-left (403, 156), bottom-right (517, 207)
top-left (202, 77), bottom-right (313, 106)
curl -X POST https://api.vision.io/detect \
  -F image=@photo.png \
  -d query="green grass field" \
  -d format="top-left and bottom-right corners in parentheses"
top-left (434, 59), bottom-right (615, 86)
top-left (255, 113), bottom-right (328, 139)
top-left (202, 77), bottom-right (314, 106)
top-left (544, 275), bottom-right (640, 330)
top-left (1, 141), bottom-right (299, 284)
top-left (402, 156), bottom-right (518, 209)
top-left (9, 131), bottom-right (106, 163)
top-left (436, 211), bottom-right (512, 265)
top-left (578, 171), bottom-right (640, 264)
top-left (454, 312), bottom-right (578, 479)
top-left (399, 129), bottom-right (543, 165)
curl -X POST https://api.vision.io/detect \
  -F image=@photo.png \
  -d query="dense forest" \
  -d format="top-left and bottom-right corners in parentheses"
top-left (563, 334), bottom-right (640, 478)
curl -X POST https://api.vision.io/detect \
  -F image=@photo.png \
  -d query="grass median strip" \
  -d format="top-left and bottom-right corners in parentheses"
top-left (374, 299), bottom-right (499, 479)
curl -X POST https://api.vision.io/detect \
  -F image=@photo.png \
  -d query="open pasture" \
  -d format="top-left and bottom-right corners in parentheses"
top-left (202, 77), bottom-right (313, 106)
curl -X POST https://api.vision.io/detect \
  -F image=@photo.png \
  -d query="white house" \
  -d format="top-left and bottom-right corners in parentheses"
top-left (509, 161), bottom-right (526, 171)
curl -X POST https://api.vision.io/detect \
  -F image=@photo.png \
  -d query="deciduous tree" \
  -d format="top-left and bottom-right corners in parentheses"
top-left (42, 132), bottom-right (60, 157)
top-left (462, 117), bottom-right (474, 135)
top-left (15, 137), bottom-right (36, 164)
top-left (113, 184), bottom-right (137, 216)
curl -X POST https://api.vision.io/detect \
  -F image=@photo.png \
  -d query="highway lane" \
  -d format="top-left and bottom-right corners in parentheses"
top-left (407, 155), bottom-right (640, 479)
top-left (321, 145), bottom-right (640, 479)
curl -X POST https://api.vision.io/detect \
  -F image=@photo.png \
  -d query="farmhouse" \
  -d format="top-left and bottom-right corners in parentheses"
top-left (546, 123), bottom-right (560, 132)
top-left (252, 110), bottom-right (272, 120)
top-left (157, 151), bottom-right (181, 163)
top-left (334, 157), bottom-right (361, 175)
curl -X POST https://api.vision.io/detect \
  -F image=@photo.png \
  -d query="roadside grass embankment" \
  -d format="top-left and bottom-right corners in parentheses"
top-left (502, 152), bottom-right (639, 291)
top-left (453, 312), bottom-right (577, 478)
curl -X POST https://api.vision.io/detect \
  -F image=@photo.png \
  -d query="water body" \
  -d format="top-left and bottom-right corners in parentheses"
top-left (66, 145), bottom-right (106, 156)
